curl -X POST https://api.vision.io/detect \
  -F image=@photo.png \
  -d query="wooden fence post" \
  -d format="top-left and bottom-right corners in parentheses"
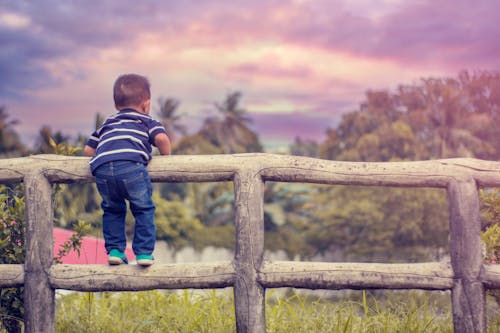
top-left (233, 170), bottom-right (266, 333)
top-left (24, 171), bottom-right (54, 333)
top-left (448, 177), bottom-right (485, 333)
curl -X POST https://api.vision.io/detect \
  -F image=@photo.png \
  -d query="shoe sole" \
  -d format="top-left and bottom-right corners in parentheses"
top-left (137, 259), bottom-right (154, 266)
top-left (108, 257), bottom-right (125, 265)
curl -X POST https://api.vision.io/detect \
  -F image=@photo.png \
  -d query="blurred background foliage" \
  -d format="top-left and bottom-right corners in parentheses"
top-left (2, 70), bottom-right (500, 262)
top-left (3, 69), bottom-right (500, 330)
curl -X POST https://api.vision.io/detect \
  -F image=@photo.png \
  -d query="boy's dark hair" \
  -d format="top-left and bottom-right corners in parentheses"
top-left (113, 74), bottom-right (151, 109)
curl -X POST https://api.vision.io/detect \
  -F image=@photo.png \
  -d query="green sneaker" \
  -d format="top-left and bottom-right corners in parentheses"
top-left (108, 249), bottom-right (128, 265)
top-left (136, 254), bottom-right (154, 266)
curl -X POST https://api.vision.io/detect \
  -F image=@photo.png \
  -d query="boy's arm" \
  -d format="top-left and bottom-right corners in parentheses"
top-left (154, 133), bottom-right (172, 155)
top-left (83, 145), bottom-right (96, 157)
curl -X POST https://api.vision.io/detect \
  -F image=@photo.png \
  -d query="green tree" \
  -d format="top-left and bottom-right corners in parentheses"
top-left (480, 188), bottom-right (500, 305)
top-left (94, 112), bottom-right (105, 130)
top-left (480, 189), bottom-right (500, 264)
top-left (309, 72), bottom-right (500, 262)
top-left (290, 136), bottom-right (319, 158)
top-left (198, 92), bottom-right (263, 154)
top-left (399, 71), bottom-right (499, 159)
top-left (301, 186), bottom-right (448, 262)
top-left (152, 192), bottom-right (204, 250)
top-left (0, 185), bottom-right (25, 333)
top-left (0, 140), bottom-right (90, 332)
top-left (0, 107), bottom-right (26, 156)
top-left (173, 134), bottom-right (222, 155)
top-left (320, 91), bottom-right (422, 162)
top-left (165, 92), bottom-right (263, 248)
top-left (263, 182), bottom-right (315, 258)
top-left (34, 126), bottom-right (70, 154)
top-left (322, 72), bottom-right (500, 162)
top-left (156, 97), bottom-right (187, 144)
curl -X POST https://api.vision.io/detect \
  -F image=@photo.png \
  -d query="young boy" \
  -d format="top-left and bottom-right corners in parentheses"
top-left (83, 73), bottom-right (171, 266)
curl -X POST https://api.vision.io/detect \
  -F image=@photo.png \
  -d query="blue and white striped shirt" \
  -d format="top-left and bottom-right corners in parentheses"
top-left (86, 109), bottom-right (167, 173)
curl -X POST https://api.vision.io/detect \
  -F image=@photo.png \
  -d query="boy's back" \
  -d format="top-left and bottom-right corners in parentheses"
top-left (84, 73), bottom-right (171, 266)
top-left (87, 108), bottom-right (167, 173)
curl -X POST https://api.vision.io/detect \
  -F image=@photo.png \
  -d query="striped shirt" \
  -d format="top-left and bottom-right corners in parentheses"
top-left (86, 109), bottom-right (167, 173)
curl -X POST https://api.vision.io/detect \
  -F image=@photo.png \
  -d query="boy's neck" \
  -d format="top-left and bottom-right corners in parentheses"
top-left (120, 107), bottom-right (141, 113)
top-left (118, 99), bottom-right (150, 115)
top-left (119, 106), bottom-right (148, 115)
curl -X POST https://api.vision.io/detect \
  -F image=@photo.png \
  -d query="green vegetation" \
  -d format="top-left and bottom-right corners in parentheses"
top-left (52, 289), bottom-right (500, 333)
top-left (0, 185), bottom-right (25, 333)
top-left (0, 140), bottom-right (89, 332)
top-left (4, 71), bottom-right (499, 261)
top-left (2, 70), bottom-right (500, 330)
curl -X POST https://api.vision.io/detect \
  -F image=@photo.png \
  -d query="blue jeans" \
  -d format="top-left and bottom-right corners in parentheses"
top-left (93, 161), bottom-right (156, 256)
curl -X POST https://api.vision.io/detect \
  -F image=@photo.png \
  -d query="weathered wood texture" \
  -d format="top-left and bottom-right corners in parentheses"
top-left (5, 261), bottom-right (500, 291)
top-left (2, 154), bottom-right (500, 186)
top-left (259, 261), bottom-right (454, 290)
top-left (482, 265), bottom-right (500, 288)
top-left (0, 154), bottom-right (499, 333)
top-left (0, 264), bottom-right (24, 287)
top-left (49, 262), bottom-right (234, 291)
top-left (233, 170), bottom-right (266, 333)
top-left (23, 171), bottom-right (55, 333)
top-left (448, 178), bottom-right (485, 333)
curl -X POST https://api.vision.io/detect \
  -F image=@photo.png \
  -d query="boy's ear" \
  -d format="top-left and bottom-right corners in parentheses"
top-left (142, 99), bottom-right (151, 113)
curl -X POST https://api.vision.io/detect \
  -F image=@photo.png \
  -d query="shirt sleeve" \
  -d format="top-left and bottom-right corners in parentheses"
top-left (86, 131), bottom-right (100, 149)
top-left (148, 120), bottom-right (168, 145)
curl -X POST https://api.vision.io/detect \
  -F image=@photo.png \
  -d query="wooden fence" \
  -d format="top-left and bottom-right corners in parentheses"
top-left (1, 154), bottom-right (500, 333)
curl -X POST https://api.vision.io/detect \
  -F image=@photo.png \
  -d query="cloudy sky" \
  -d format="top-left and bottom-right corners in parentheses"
top-left (1, 0), bottom-right (499, 147)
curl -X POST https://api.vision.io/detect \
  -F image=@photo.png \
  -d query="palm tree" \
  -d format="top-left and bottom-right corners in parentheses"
top-left (94, 112), bottom-right (105, 130)
top-left (214, 91), bottom-right (252, 125)
top-left (0, 107), bottom-right (26, 156)
top-left (199, 92), bottom-right (262, 153)
top-left (156, 97), bottom-right (187, 143)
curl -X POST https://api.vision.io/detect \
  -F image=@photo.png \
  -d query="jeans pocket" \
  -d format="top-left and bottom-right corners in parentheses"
top-left (123, 170), bottom-right (151, 200)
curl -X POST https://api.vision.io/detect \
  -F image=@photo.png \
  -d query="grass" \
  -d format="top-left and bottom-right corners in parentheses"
top-left (0, 289), bottom-right (496, 332)
top-left (51, 289), bottom-right (483, 333)
top-left (265, 290), bottom-right (454, 333)
top-left (55, 289), bottom-right (235, 333)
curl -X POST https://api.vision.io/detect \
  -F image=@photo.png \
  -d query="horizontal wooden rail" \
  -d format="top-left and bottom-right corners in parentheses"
top-left (1, 154), bottom-right (500, 187)
top-left (259, 261), bottom-right (455, 290)
top-left (0, 264), bottom-right (24, 287)
top-left (3, 261), bottom-right (463, 290)
top-left (481, 264), bottom-right (500, 288)
top-left (3, 262), bottom-right (500, 291)
top-left (49, 262), bottom-right (234, 291)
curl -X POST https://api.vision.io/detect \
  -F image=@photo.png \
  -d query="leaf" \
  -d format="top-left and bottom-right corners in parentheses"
top-left (48, 136), bottom-right (57, 150)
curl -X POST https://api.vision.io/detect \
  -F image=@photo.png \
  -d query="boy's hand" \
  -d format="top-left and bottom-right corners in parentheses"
top-left (83, 145), bottom-right (96, 157)
top-left (154, 133), bottom-right (172, 155)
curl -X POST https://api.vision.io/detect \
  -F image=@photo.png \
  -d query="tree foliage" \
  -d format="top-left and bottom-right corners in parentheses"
top-left (320, 71), bottom-right (500, 162)
top-left (0, 140), bottom-right (89, 332)
top-left (160, 92), bottom-right (263, 241)
top-left (0, 186), bottom-right (25, 333)
top-left (285, 71), bottom-right (500, 262)
top-left (156, 97), bottom-right (187, 143)
top-left (0, 107), bottom-right (26, 157)
top-left (198, 92), bottom-right (263, 154)
top-left (3, 72), bottom-right (500, 278)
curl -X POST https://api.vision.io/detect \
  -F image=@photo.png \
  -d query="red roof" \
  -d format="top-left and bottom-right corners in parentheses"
top-left (53, 227), bottom-right (134, 264)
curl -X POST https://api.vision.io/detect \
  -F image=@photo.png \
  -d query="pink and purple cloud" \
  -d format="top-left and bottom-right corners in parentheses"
top-left (1, 0), bottom-right (499, 146)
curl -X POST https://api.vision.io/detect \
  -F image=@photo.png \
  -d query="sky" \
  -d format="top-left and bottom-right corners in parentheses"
top-left (1, 0), bottom-right (499, 148)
